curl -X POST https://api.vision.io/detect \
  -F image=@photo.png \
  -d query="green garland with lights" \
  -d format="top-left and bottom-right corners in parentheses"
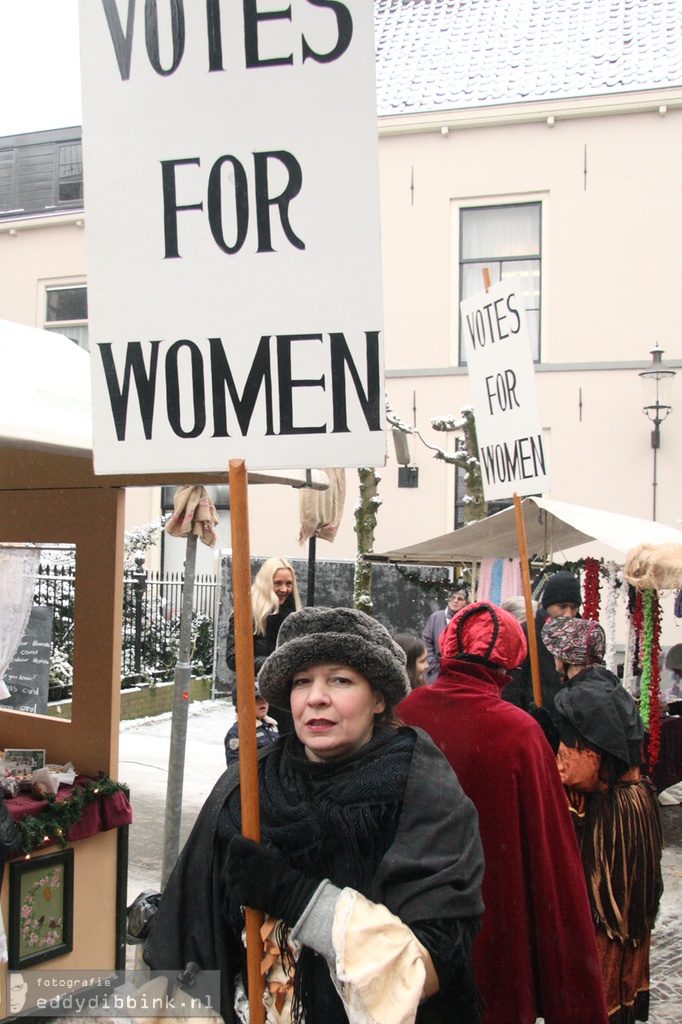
top-left (13, 774), bottom-right (127, 856)
top-left (394, 565), bottom-right (466, 602)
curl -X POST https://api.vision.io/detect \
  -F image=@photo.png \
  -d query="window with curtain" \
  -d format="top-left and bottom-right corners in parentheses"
top-left (459, 203), bottom-right (541, 364)
top-left (44, 284), bottom-right (89, 351)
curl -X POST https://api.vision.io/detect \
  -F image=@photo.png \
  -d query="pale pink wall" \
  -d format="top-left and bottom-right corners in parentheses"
top-left (1, 104), bottom-right (680, 582)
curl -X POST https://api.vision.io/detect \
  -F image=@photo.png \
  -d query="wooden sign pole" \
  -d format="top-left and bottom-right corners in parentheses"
top-left (513, 493), bottom-right (542, 706)
top-left (228, 459), bottom-right (265, 1024)
top-left (479, 270), bottom-right (542, 706)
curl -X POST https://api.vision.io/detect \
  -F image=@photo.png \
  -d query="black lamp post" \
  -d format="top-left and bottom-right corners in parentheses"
top-left (638, 346), bottom-right (676, 521)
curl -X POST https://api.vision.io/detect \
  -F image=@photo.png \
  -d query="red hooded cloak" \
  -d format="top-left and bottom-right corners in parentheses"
top-left (398, 658), bottom-right (608, 1024)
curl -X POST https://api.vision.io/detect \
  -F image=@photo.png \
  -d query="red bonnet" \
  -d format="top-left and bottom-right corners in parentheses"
top-left (441, 601), bottom-right (527, 670)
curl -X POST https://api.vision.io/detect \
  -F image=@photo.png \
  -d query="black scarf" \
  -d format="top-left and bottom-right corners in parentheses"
top-left (216, 727), bottom-right (416, 1022)
top-left (263, 594), bottom-right (297, 646)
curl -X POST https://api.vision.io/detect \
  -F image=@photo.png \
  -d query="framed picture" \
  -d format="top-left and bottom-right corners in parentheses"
top-left (8, 849), bottom-right (74, 968)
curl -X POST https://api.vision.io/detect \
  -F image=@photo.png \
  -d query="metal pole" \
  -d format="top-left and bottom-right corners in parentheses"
top-left (651, 417), bottom-right (660, 522)
top-left (304, 469), bottom-right (316, 606)
top-left (307, 535), bottom-right (316, 606)
top-left (160, 530), bottom-right (198, 888)
top-left (133, 556), bottom-right (146, 674)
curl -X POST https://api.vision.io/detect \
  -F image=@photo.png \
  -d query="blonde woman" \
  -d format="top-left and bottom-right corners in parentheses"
top-left (225, 557), bottom-right (301, 733)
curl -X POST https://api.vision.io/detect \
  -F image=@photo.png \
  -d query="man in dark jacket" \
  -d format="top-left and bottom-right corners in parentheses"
top-left (421, 588), bottom-right (469, 684)
top-left (502, 569), bottom-right (581, 720)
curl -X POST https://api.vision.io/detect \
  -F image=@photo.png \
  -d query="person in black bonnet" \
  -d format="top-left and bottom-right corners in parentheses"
top-left (146, 607), bottom-right (484, 1024)
top-left (502, 569), bottom-right (582, 737)
top-left (544, 616), bottom-right (664, 1024)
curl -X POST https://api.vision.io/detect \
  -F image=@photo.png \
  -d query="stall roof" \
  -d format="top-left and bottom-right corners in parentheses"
top-left (368, 496), bottom-right (682, 565)
top-left (0, 319), bottom-right (327, 490)
top-left (0, 318), bottom-right (92, 456)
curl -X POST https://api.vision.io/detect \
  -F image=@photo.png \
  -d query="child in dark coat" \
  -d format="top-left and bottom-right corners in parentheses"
top-left (224, 668), bottom-right (279, 767)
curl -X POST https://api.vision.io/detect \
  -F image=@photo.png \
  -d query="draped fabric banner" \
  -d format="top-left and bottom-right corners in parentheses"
top-left (476, 557), bottom-right (522, 605)
top-left (298, 468), bottom-right (347, 544)
top-left (0, 547), bottom-right (41, 699)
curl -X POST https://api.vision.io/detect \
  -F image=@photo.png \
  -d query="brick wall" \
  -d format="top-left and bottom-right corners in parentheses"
top-left (47, 677), bottom-right (217, 722)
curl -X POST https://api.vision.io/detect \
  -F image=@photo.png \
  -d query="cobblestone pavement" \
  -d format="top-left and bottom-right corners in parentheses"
top-left (648, 805), bottom-right (682, 1024)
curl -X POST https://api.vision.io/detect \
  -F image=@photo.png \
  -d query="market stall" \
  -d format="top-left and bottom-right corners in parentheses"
top-left (368, 496), bottom-right (682, 566)
top-left (370, 498), bottom-right (682, 787)
top-left (0, 320), bottom-right (328, 1013)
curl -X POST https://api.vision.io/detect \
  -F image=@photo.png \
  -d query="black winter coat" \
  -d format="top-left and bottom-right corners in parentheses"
top-left (501, 606), bottom-right (562, 718)
top-left (145, 729), bottom-right (484, 1023)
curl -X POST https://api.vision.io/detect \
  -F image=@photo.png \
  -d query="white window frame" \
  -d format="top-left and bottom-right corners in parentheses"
top-left (450, 192), bottom-right (548, 366)
top-left (40, 278), bottom-right (89, 351)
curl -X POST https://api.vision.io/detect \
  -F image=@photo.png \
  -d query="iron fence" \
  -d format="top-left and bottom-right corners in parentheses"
top-left (33, 561), bottom-right (217, 701)
top-left (121, 560), bottom-right (218, 685)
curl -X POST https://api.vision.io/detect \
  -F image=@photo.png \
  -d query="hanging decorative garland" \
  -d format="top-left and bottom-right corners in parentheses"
top-left (603, 562), bottom-right (620, 674)
top-left (582, 558), bottom-right (601, 621)
top-left (393, 565), bottom-right (467, 601)
top-left (531, 560), bottom-right (584, 600)
top-left (13, 775), bottom-right (128, 856)
top-left (639, 589), bottom-right (662, 766)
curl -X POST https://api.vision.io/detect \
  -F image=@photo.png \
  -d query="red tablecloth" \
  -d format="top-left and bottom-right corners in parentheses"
top-left (6, 774), bottom-right (132, 849)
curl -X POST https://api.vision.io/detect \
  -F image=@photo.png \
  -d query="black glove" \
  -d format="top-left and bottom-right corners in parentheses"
top-left (227, 836), bottom-right (319, 926)
top-left (527, 703), bottom-right (560, 754)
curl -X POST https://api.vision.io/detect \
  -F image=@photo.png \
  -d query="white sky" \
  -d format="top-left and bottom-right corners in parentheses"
top-left (0, 0), bottom-right (82, 137)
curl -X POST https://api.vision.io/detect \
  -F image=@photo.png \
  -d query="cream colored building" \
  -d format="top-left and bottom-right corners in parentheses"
top-left (1, 1), bottom-right (681, 582)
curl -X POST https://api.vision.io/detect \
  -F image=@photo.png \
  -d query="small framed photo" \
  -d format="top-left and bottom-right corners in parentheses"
top-left (8, 849), bottom-right (74, 968)
top-left (3, 749), bottom-right (46, 776)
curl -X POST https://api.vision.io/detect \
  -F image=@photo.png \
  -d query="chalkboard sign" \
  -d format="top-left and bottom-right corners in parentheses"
top-left (0, 606), bottom-right (53, 715)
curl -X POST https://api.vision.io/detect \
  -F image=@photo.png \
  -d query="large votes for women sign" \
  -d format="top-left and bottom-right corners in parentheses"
top-left (460, 277), bottom-right (549, 502)
top-left (79, 1), bottom-right (385, 474)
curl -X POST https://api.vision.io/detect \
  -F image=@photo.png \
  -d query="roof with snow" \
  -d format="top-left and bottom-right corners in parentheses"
top-left (374, 0), bottom-right (682, 116)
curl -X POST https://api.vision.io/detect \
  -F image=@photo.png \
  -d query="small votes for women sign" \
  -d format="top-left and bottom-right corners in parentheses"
top-left (79, 0), bottom-right (385, 474)
top-left (460, 277), bottom-right (549, 502)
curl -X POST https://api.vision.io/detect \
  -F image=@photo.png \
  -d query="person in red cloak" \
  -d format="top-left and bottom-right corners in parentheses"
top-left (397, 602), bottom-right (608, 1024)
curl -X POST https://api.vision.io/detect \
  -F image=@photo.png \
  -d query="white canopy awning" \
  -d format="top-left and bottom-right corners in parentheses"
top-left (369, 496), bottom-right (682, 565)
top-left (0, 319), bottom-right (328, 489)
top-left (0, 318), bottom-right (92, 456)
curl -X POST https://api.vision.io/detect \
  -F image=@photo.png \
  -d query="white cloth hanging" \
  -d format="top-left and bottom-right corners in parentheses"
top-left (0, 546), bottom-right (41, 699)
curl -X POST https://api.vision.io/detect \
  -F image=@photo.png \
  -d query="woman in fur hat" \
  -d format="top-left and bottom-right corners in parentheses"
top-left (543, 616), bottom-right (664, 1024)
top-left (146, 607), bottom-right (484, 1024)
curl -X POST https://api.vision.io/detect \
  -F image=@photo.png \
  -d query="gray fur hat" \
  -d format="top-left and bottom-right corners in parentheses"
top-left (257, 606), bottom-right (410, 710)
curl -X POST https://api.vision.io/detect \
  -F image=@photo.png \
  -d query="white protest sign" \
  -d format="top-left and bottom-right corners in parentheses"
top-left (460, 277), bottom-right (549, 501)
top-left (79, 0), bottom-right (385, 474)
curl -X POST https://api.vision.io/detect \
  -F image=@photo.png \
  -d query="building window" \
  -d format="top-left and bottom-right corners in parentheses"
top-left (459, 202), bottom-right (541, 364)
top-left (57, 143), bottom-right (83, 203)
top-left (44, 285), bottom-right (89, 350)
